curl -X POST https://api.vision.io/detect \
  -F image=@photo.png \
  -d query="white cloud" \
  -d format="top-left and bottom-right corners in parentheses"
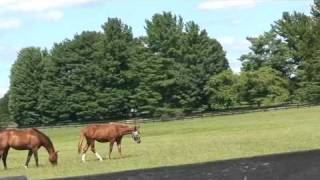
top-left (0, 45), bottom-right (20, 62)
top-left (0, 87), bottom-right (8, 98)
top-left (233, 39), bottom-right (251, 50)
top-left (0, 17), bottom-right (21, 29)
top-left (217, 36), bottom-right (251, 72)
top-left (231, 19), bottom-right (242, 25)
top-left (0, 0), bottom-right (13, 6)
top-left (218, 36), bottom-right (250, 50)
top-left (0, 0), bottom-right (103, 22)
top-left (5, 0), bottom-right (101, 12)
top-left (198, 0), bottom-right (257, 10)
top-left (38, 10), bottom-right (64, 21)
top-left (218, 36), bottom-right (235, 46)
top-left (229, 58), bottom-right (242, 73)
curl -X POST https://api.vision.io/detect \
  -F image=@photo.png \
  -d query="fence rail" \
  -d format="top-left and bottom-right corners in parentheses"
top-left (1, 103), bottom-right (318, 130)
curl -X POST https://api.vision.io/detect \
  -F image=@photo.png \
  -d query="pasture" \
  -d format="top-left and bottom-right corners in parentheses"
top-left (1, 106), bottom-right (320, 179)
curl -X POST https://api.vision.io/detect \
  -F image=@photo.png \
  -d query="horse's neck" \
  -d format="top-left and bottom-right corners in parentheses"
top-left (39, 134), bottom-right (55, 154)
top-left (43, 141), bottom-right (55, 154)
top-left (118, 126), bottom-right (134, 136)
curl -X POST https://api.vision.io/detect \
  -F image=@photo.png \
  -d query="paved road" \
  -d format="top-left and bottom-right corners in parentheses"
top-left (53, 149), bottom-right (320, 180)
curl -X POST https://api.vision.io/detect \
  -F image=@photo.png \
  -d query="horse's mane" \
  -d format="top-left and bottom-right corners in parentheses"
top-left (31, 128), bottom-right (54, 148)
top-left (110, 122), bottom-right (138, 129)
top-left (109, 122), bottom-right (133, 127)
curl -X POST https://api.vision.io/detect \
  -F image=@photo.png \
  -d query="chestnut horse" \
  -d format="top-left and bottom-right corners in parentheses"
top-left (78, 123), bottom-right (141, 162)
top-left (0, 128), bottom-right (58, 169)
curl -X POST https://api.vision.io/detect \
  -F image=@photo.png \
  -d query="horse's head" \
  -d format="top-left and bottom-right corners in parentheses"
top-left (49, 151), bottom-right (59, 165)
top-left (131, 126), bottom-right (141, 144)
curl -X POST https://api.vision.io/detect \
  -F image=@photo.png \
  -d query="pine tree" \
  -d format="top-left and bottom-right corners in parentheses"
top-left (9, 47), bottom-right (44, 125)
top-left (145, 12), bottom-right (229, 112)
top-left (0, 92), bottom-right (11, 125)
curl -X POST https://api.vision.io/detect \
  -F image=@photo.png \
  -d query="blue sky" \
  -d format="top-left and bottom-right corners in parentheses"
top-left (0, 0), bottom-right (314, 97)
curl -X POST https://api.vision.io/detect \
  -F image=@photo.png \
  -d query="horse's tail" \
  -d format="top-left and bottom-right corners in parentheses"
top-left (78, 131), bottom-right (85, 154)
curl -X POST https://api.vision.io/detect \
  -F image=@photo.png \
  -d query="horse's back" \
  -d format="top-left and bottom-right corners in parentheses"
top-left (6, 128), bottom-right (36, 136)
top-left (82, 123), bottom-right (115, 131)
top-left (2, 128), bottom-right (42, 150)
top-left (82, 123), bottom-right (120, 141)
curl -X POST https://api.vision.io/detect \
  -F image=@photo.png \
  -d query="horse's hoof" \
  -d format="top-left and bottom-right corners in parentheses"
top-left (24, 165), bottom-right (28, 169)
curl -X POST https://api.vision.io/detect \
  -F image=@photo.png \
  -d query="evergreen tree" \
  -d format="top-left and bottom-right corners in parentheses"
top-left (0, 92), bottom-right (10, 125)
top-left (38, 31), bottom-right (106, 123)
top-left (9, 47), bottom-right (44, 125)
top-left (145, 12), bottom-right (229, 112)
top-left (97, 18), bottom-right (140, 118)
top-left (131, 52), bottom-right (176, 116)
top-left (240, 30), bottom-right (293, 78)
top-left (241, 1), bottom-right (320, 103)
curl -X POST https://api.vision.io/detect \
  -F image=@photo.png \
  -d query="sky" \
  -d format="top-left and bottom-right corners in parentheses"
top-left (0, 0), bottom-right (314, 98)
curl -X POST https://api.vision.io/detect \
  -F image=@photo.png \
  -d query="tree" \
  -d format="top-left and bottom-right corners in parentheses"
top-left (38, 31), bottom-right (105, 123)
top-left (97, 18), bottom-right (141, 118)
top-left (240, 30), bottom-right (293, 78)
top-left (145, 12), bottom-right (184, 59)
top-left (38, 18), bottom-right (143, 123)
top-left (0, 92), bottom-right (11, 125)
top-left (9, 47), bottom-right (44, 125)
top-left (181, 21), bottom-right (229, 110)
top-left (205, 70), bottom-right (238, 109)
top-left (295, 0), bottom-right (320, 103)
top-left (273, 7), bottom-right (320, 103)
top-left (312, 0), bottom-right (320, 18)
top-left (130, 52), bottom-right (176, 116)
top-left (241, 1), bottom-right (320, 103)
top-left (295, 53), bottom-right (320, 103)
top-left (145, 12), bottom-right (229, 112)
top-left (237, 68), bottom-right (290, 107)
top-left (273, 12), bottom-right (316, 70)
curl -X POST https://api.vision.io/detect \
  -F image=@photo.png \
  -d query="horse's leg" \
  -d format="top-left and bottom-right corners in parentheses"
top-left (109, 141), bottom-right (115, 160)
top-left (2, 148), bottom-right (9, 170)
top-left (24, 150), bottom-right (33, 169)
top-left (116, 138), bottom-right (123, 158)
top-left (90, 141), bottom-right (102, 161)
top-left (81, 141), bottom-right (91, 162)
top-left (0, 156), bottom-right (2, 170)
top-left (33, 150), bottom-right (39, 167)
top-left (0, 150), bottom-right (4, 170)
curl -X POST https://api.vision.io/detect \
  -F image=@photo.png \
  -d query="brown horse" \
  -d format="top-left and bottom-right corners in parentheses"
top-left (78, 123), bottom-right (141, 162)
top-left (0, 128), bottom-right (58, 169)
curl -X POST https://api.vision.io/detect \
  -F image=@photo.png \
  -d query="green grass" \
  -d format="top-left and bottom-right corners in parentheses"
top-left (1, 106), bottom-right (320, 179)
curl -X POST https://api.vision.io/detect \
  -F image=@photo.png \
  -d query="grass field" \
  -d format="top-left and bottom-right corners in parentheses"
top-left (1, 106), bottom-right (320, 179)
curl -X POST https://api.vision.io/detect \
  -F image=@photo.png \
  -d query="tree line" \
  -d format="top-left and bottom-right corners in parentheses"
top-left (0, 1), bottom-right (319, 126)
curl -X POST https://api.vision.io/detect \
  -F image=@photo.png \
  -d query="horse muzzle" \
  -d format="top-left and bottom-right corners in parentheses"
top-left (50, 161), bottom-right (58, 166)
